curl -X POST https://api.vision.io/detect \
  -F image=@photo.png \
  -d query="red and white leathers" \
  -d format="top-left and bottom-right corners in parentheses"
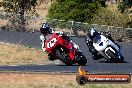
top-left (40, 29), bottom-right (79, 51)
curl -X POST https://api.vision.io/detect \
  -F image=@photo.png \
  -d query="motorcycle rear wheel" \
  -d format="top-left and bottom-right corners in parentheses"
top-left (77, 55), bottom-right (87, 66)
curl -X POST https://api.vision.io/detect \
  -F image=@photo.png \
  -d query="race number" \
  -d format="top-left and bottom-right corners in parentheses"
top-left (47, 38), bottom-right (57, 48)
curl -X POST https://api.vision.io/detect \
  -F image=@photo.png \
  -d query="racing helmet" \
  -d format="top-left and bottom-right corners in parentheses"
top-left (89, 27), bottom-right (98, 38)
top-left (40, 23), bottom-right (50, 35)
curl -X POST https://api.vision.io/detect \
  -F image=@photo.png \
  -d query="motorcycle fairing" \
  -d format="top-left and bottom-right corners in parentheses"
top-left (93, 35), bottom-right (119, 52)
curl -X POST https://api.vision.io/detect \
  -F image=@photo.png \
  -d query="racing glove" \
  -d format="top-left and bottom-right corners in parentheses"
top-left (70, 40), bottom-right (79, 49)
top-left (40, 35), bottom-right (45, 41)
top-left (40, 35), bottom-right (46, 51)
top-left (85, 36), bottom-right (93, 47)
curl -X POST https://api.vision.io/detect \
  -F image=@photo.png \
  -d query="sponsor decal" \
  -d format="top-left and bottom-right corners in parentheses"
top-left (76, 66), bottom-right (131, 85)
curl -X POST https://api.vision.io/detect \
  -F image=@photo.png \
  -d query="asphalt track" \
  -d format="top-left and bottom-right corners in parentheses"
top-left (0, 30), bottom-right (132, 74)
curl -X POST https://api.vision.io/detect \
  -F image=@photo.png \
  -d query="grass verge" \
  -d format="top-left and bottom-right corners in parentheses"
top-left (0, 73), bottom-right (131, 88)
top-left (0, 42), bottom-right (48, 65)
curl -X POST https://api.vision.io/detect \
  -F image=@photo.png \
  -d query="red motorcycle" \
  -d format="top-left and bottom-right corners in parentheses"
top-left (43, 33), bottom-right (87, 66)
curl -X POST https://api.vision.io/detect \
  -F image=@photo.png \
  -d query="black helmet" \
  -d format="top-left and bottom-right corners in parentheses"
top-left (40, 23), bottom-right (50, 35)
top-left (89, 27), bottom-right (98, 38)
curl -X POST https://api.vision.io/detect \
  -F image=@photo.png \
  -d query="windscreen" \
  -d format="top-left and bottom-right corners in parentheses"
top-left (93, 35), bottom-right (101, 43)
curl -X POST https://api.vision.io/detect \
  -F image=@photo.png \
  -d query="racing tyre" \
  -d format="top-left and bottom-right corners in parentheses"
top-left (78, 55), bottom-right (87, 66)
top-left (118, 54), bottom-right (124, 63)
top-left (106, 49), bottom-right (124, 63)
top-left (56, 49), bottom-right (72, 66)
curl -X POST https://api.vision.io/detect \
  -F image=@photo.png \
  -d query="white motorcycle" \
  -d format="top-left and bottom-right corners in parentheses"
top-left (91, 34), bottom-right (124, 62)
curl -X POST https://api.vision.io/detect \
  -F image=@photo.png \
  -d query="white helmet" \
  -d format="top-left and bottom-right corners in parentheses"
top-left (90, 28), bottom-right (98, 37)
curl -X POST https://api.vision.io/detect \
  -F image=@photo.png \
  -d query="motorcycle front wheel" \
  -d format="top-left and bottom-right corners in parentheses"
top-left (106, 49), bottom-right (124, 63)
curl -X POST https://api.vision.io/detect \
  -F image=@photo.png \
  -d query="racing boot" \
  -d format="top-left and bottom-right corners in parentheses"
top-left (92, 54), bottom-right (99, 60)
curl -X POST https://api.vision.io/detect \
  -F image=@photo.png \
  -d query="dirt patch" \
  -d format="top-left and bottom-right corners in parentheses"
top-left (0, 73), bottom-right (77, 88)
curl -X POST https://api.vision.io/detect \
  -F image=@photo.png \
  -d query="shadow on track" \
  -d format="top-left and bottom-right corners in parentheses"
top-left (99, 60), bottom-right (128, 63)
top-left (57, 64), bottom-right (89, 66)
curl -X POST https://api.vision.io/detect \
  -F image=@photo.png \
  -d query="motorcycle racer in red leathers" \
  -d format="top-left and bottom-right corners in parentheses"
top-left (39, 23), bottom-right (80, 61)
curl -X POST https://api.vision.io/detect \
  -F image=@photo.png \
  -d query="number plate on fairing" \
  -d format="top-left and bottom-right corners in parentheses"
top-left (93, 35), bottom-right (108, 51)
top-left (47, 38), bottom-right (57, 48)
